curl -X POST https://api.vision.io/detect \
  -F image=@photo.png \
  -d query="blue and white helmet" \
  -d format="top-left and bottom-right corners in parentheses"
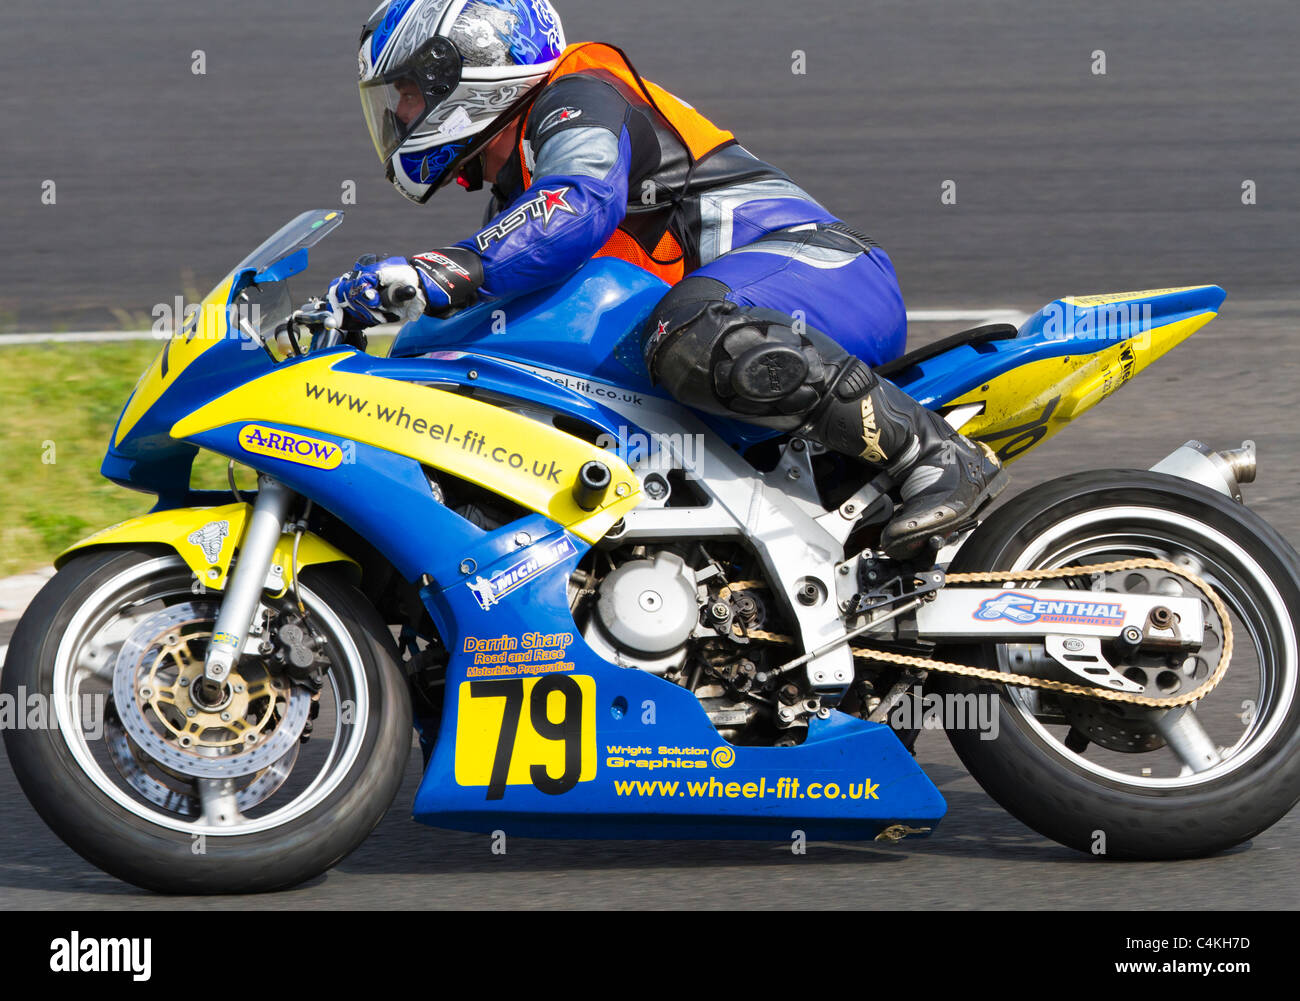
top-left (358, 0), bottom-right (566, 202)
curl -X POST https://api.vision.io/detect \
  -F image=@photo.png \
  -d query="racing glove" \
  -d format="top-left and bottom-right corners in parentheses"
top-left (327, 249), bottom-right (484, 327)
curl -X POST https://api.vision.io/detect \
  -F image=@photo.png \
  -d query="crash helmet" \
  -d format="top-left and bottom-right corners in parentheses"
top-left (357, 0), bottom-right (566, 202)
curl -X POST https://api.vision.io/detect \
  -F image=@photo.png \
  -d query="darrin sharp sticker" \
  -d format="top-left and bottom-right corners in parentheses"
top-left (467, 537), bottom-right (578, 611)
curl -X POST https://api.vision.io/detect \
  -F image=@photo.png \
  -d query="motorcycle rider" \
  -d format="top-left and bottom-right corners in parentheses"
top-left (331, 0), bottom-right (1006, 558)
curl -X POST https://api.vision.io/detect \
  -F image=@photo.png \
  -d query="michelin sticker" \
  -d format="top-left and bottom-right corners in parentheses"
top-left (467, 537), bottom-right (578, 611)
top-left (187, 520), bottom-right (230, 564)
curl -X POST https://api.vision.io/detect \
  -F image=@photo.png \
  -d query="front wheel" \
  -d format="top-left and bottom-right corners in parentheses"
top-left (2, 548), bottom-right (413, 893)
top-left (937, 470), bottom-right (1300, 859)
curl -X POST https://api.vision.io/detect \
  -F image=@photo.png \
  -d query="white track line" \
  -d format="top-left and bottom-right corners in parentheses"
top-left (907, 308), bottom-right (1030, 327)
top-left (0, 330), bottom-right (171, 345)
top-left (0, 310), bottom-right (1029, 346)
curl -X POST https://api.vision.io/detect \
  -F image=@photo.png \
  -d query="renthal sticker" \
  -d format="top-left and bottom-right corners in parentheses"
top-left (475, 187), bottom-right (577, 250)
top-left (239, 424), bottom-right (343, 470)
top-left (463, 630), bottom-right (576, 677)
top-left (974, 592), bottom-right (1125, 628)
top-left (537, 105), bottom-right (582, 134)
top-left (187, 520), bottom-right (230, 564)
top-left (466, 537), bottom-right (578, 611)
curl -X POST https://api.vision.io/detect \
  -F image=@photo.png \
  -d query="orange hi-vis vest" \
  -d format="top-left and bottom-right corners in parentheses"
top-left (518, 42), bottom-right (737, 285)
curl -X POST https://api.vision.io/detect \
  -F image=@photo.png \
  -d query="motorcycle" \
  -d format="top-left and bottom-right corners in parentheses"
top-left (5, 208), bottom-right (1300, 893)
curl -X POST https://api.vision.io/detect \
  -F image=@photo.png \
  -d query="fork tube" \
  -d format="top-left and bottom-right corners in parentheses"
top-left (202, 475), bottom-right (295, 684)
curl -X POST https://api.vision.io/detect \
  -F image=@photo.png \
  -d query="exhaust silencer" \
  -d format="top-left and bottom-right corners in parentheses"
top-left (1150, 439), bottom-right (1256, 503)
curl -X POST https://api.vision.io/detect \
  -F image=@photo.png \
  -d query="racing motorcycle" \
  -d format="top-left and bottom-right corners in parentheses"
top-left (6, 209), bottom-right (1300, 893)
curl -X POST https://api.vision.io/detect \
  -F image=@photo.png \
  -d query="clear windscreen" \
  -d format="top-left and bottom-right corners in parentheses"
top-left (218, 211), bottom-right (346, 350)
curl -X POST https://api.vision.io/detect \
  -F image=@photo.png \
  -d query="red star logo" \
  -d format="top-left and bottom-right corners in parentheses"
top-left (656, 320), bottom-right (669, 336)
top-left (538, 187), bottom-right (575, 226)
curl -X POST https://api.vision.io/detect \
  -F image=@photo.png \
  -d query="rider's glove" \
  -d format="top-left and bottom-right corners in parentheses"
top-left (327, 248), bottom-right (484, 328)
top-left (409, 247), bottom-right (484, 318)
top-left (327, 254), bottom-right (417, 327)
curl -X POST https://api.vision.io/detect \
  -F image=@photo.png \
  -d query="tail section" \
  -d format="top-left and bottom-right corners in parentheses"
top-left (889, 285), bottom-right (1225, 464)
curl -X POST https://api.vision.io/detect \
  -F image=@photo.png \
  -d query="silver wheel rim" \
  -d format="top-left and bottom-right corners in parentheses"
top-left (51, 556), bottom-right (370, 836)
top-left (995, 505), bottom-right (1296, 790)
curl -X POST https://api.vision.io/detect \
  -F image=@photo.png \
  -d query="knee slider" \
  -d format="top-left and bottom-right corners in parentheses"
top-left (716, 324), bottom-right (809, 403)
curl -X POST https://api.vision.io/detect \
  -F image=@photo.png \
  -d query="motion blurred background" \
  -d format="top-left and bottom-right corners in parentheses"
top-left (2, 0), bottom-right (1297, 331)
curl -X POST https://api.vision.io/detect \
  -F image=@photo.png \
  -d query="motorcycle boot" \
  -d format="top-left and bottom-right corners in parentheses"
top-left (645, 283), bottom-right (1007, 559)
top-left (800, 358), bottom-right (1008, 557)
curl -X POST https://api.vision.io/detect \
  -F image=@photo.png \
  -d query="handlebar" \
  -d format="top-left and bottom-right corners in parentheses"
top-left (270, 283), bottom-right (417, 359)
top-left (382, 283), bottom-right (418, 309)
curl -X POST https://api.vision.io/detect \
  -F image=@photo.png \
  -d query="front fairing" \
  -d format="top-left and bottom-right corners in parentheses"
top-left (103, 210), bottom-right (344, 504)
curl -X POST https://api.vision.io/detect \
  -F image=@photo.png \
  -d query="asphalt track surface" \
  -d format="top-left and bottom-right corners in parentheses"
top-left (2, 1), bottom-right (1300, 909)
top-left (2, 0), bottom-right (1298, 328)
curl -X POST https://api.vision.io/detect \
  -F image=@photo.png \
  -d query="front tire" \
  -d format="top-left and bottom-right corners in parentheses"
top-left (2, 548), bottom-right (413, 893)
top-left (937, 470), bottom-right (1300, 859)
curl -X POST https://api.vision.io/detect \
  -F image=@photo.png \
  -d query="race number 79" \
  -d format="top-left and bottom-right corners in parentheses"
top-left (454, 675), bottom-right (596, 799)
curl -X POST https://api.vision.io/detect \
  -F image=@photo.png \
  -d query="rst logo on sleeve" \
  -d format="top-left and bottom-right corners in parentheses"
top-left (475, 187), bottom-right (577, 250)
top-left (467, 536), bottom-right (577, 610)
top-left (239, 424), bottom-right (344, 470)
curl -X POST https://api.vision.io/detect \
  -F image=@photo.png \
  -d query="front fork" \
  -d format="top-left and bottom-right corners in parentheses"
top-left (202, 474), bottom-right (296, 685)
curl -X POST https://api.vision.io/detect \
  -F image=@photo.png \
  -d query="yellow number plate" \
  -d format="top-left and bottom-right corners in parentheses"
top-left (454, 675), bottom-right (596, 799)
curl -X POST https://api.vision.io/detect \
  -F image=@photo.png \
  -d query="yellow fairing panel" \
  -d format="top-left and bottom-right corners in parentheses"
top-left (56, 504), bottom-right (357, 595)
top-left (170, 353), bottom-right (642, 543)
top-left (114, 275), bottom-right (238, 447)
top-left (952, 309), bottom-right (1217, 463)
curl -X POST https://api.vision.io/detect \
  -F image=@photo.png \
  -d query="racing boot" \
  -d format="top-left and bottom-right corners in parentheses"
top-left (645, 291), bottom-right (1007, 560)
top-left (800, 358), bottom-right (1008, 559)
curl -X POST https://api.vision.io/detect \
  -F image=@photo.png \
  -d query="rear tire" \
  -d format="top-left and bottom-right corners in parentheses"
top-left (3, 548), bottom-right (413, 893)
top-left (937, 470), bottom-right (1300, 859)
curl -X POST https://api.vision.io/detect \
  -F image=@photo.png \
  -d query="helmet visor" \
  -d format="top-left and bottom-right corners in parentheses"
top-left (359, 36), bottom-right (463, 162)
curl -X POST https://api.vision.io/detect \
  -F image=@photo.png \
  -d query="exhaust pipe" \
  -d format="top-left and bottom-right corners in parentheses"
top-left (1150, 439), bottom-right (1256, 503)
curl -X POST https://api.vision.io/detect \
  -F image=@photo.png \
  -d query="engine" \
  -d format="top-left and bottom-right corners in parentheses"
top-left (571, 542), bottom-right (830, 745)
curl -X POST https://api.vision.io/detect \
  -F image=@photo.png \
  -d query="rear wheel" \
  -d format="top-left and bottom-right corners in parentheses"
top-left (2, 548), bottom-right (412, 893)
top-left (937, 470), bottom-right (1300, 858)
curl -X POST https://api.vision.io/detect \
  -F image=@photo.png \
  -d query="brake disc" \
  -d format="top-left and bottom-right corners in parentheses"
top-left (105, 711), bottom-right (300, 816)
top-left (111, 602), bottom-right (311, 779)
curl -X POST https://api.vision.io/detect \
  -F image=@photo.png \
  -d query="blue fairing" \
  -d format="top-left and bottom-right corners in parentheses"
top-left (389, 257), bottom-right (785, 450)
top-left (103, 307), bottom-right (275, 506)
top-left (411, 523), bottom-right (947, 840)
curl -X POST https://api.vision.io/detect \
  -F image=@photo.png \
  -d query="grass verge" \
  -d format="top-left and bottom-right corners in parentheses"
top-left (0, 335), bottom-right (393, 578)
